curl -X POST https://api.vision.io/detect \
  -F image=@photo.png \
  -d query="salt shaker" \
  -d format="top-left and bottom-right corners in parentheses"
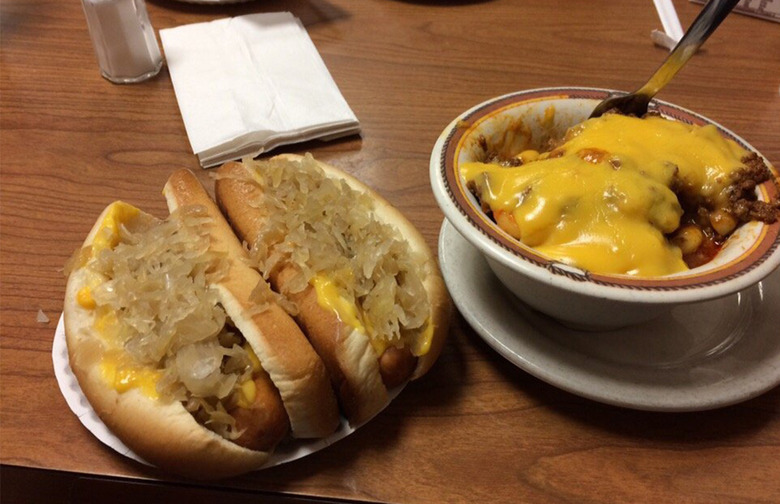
top-left (81, 0), bottom-right (163, 84)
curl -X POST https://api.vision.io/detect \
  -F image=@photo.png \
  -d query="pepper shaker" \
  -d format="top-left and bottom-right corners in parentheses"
top-left (81, 0), bottom-right (163, 84)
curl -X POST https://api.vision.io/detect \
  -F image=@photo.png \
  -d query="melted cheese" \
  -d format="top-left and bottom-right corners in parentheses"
top-left (311, 274), bottom-right (432, 357)
top-left (244, 342), bottom-right (262, 372)
top-left (77, 286), bottom-right (96, 309)
top-left (410, 320), bottom-right (434, 357)
top-left (93, 306), bottom-right (120, 343)
top-left (236, 378), bottom-right (257, 409)
top-left (76, 272), bottom-right (106, 310)
top-left (100, 350), bottom-right (161, 399)
top-left (462, 114), bottom-right (749, 276)
top-left (311, 274), bottom-right (367, 334)
top-left (91, 201), bottom-right (140, 254)
top-left (236, 343), bottom-right (262, 407)
top-left (86, 202), bottom-right (160, 398)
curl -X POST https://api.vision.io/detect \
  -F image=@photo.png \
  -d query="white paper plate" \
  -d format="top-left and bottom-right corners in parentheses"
top-left (53, 315), bottom-right (397, 469)
top-left (439, 219), bottom-right (780, 412)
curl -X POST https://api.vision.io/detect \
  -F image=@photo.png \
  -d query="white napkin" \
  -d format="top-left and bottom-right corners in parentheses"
top-left (160, 12), bottom-right (360, 168)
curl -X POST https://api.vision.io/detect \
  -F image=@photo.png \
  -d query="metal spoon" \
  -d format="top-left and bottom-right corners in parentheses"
top-left (589, 0), bottom-right (740, 119)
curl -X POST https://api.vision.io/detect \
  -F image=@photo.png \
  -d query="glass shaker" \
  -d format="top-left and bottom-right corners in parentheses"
top-left (81, 0), bottom-right (163, 84)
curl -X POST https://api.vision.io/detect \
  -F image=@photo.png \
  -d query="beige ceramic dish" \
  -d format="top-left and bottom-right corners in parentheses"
top-left (430, 87), bottom-right (780, 329)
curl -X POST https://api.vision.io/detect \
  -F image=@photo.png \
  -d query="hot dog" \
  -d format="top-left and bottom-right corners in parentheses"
top-left (215, 154), bottom-right (452, 425)
top-left (64, 170), bottom-right (339, 479)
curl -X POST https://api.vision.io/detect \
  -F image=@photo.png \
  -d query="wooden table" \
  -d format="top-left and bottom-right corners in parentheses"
top-left (2, 0), bottom-right (780, 502)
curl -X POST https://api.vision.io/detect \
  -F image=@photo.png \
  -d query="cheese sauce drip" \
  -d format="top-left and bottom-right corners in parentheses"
top-left (462, 114), bottom-right (750, 276)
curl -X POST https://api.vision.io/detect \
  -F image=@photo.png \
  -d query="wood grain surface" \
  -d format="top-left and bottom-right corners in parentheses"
top-left (2, 0), bottom-right (780, 502)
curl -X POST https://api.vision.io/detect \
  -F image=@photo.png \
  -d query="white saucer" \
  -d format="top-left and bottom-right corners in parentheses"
top-left (438, 219), bottom-right (780, 412)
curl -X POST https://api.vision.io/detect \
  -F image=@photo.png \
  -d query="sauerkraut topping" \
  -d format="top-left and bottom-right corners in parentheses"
top-left (236, 155), bottom-right (431, 355)
top-left (80, 203), bottom-right (256, 440)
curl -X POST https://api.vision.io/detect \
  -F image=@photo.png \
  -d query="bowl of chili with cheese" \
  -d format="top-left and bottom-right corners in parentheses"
top-left (430, 88), bottom-right (780, 329)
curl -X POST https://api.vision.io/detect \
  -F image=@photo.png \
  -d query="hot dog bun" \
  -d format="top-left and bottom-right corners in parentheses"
top-left (215, 154), bottom-right (451, 425)
top-left (163, 169), bottom-right (340, 438)
top-left (64, 203), bottom-right (270, 479)
top-left (64, 170), bottom-right (339, 479)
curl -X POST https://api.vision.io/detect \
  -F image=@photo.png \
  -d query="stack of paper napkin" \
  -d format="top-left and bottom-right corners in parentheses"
top-left (160, 12), bottom-right (361, 168)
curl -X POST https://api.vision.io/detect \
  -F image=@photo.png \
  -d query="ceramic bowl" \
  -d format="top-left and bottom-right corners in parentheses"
top-left (430, 87), bottom-right (780, 329)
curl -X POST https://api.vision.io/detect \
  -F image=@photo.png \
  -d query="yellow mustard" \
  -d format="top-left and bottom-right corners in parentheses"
top-left (462, 114), bottom-right (749, 276)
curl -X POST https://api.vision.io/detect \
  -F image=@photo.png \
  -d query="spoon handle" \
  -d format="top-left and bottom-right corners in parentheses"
top-left (637, 0), bottom-right (740, 99)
